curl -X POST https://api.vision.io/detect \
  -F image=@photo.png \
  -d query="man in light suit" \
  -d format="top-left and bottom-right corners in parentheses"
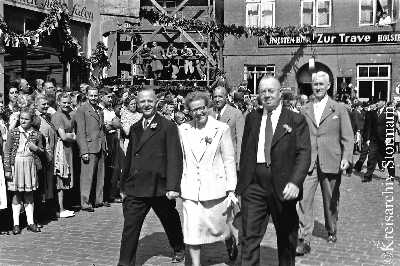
top-left (118, 88), bottom-right (184, 266)
top-left (213, 86), bottom-right (244, 169)
top-left (75, 87), bottom-right (107, 212)
top-left (237, 77), bottom-right (311, 266)
top-left (213, 86), bottom-right (244, 260)
top-left (296, 71), bottom-right (353, 255)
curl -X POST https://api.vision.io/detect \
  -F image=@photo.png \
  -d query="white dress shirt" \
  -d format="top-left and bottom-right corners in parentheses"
top-left (257, 103), bottom-right (282, 163)
top-left (313, 95), bottom-right (329, 127)
top-left (100, 103), bottom-right (117, 133)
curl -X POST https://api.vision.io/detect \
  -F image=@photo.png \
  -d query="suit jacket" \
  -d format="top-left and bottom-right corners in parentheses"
top-left (237, 107), bottom-right (311, 202)
top-left (302, 97), bottom-right (354, 174)
top-left (365, 108), bottom-right (386, 143)
top-left (218, 105), bottom-right (245, 168)
top-left (179, 116), bottom-right (237, 201)
top-left (75, 102), bottom-right (107, 156)
top-left (120, 113), bottom-right (183, 198)
top-left (350, 109), bottom-right (365, 134)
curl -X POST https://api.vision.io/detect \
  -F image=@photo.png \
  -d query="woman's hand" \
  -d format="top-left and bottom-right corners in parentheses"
top-left (27, 142), bottom-right (39, 152)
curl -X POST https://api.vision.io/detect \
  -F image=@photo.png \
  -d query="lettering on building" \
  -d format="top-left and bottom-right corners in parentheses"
top-left (259, 32), bottom-right (400, 47)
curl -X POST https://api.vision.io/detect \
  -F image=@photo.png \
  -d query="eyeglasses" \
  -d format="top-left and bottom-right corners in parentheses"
top-left (190, 106), bottom-right (207, 113)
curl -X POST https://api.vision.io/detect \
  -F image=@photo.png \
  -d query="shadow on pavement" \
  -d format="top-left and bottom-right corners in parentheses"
top-left (136, 232), bottom-right (176, 265)
top-left (312, 220), bottom-right (327, 240)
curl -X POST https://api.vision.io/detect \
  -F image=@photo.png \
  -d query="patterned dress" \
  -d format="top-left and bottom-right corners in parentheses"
top-left (7, 127), bottom-right (38, 192)
top-left (52, 111), bottom-right (74, 190)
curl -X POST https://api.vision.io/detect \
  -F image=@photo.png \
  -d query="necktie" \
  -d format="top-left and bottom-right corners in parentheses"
top-left (143, 119), bottom-right (149, 129)
top-left (216, 111), bottom-right (221, 120)
top-left (264, 111), bottom-right (273, 165)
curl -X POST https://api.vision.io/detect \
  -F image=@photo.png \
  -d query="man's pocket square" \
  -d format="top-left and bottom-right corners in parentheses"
top-left (332, 115), bottom-right (339, 119)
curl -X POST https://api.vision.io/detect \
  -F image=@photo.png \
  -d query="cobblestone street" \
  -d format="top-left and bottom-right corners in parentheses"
top-left (0, 162), bottom-right (399, 266)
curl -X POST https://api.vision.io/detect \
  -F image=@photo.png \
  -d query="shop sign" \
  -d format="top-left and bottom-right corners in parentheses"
top-left (4, 0), bottom-right (95, 22)
top-left (258, 32), bottom-right (400, 47)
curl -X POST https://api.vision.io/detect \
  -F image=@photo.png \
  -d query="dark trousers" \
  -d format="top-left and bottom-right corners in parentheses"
top-left (80, 152), bottom-right (104, 208)
top-left (354, 141), bottom-right (369, 171)
top-left (366, 140), bottom-right (395, 177)
top-left (241, 164), bottom-right (298, 266)
top-left (118, 196), bottom-right (184, 266)
top-left (104, 133), bottom-right (120, 202)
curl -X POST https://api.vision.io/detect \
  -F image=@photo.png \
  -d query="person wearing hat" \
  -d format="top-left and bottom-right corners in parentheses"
top-left (350, 101), bottom-right (365, 154)
top-left (361, 99), bottom-right (395, 182)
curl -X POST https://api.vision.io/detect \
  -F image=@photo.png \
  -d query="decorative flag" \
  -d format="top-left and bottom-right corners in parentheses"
top-left (100, 0), bottom-right (140, 18)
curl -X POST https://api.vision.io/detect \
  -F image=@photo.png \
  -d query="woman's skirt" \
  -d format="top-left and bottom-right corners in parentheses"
top-left (182, 197), bottom-right (231, 245)
top-left (8, 155), bottom-right (37, 192)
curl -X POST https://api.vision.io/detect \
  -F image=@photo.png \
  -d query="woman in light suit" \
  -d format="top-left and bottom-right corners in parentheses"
top-left (178, 91), bottom-right (238, 266)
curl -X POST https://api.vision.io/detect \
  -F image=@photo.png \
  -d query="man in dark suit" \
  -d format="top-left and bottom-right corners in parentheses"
top-left (363, 100), bottom-right (395, 182)
top-left (350, 101), bottom-right (365, 154)
top-left (237, 77), bottom-right (311, 266)
top-left (75, 87), bottom-right (107, 212)
top-left (354, 101), bottom-right (375, 173)
top-left (118, 88), bottom-right (185, 266)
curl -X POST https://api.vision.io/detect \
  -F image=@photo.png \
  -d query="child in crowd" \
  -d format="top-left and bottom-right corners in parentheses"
top-left (4, 107), bottom-right (43, 234)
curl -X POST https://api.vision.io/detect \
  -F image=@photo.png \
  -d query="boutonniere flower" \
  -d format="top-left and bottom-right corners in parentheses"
top-left (330, 106), bottom-right (335, 113)
top-left (150, 123), bottom-right (158, 129)
top-left (204, 136), bottom-right (213, 144)
top-left (283, 124), bottom-right (292, 133)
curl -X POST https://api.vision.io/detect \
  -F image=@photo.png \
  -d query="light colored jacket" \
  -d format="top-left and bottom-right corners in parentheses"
top-left (179, 116), bottom-right (237, 201)
top-left (302, 97), bottom-right (354, 173)
top-left (218, 104), bottom-right (245, 169)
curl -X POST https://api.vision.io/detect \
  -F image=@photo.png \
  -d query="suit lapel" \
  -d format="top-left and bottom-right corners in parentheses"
top-left (198, 118), bottom-right (219, 162)
top-left (250, 109), bottom-right (263, 141)
top-left (220, 105), bottom-right (232, 123)
top-left (86, 103), bottom-right (100, 122)
top-left (135, 114), bottom-right (162, 152)
top-left (319, 98), bottom-right (335, 126)
top-left (272, 107), bottom-right (289, 147)
top-left (303, 104), bottom-right (317, 127)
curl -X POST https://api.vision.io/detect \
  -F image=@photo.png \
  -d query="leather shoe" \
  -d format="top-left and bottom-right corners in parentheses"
top-left (12, 225), bottom-right (21, 235)
top-left (27, 224), bottom-right (41, 233)
top-left (296, 239), bottom-right (311, 256)
top-left (327, 233), bottom-right (337, 243)
top-left (225, 235), bottom-right (238, 261)
top-left (81, 206), bottom-right (94, 212)
top-left (171, 250), bottom-right (185, 263)
top-left (103, 202), bottom-right (111, 207)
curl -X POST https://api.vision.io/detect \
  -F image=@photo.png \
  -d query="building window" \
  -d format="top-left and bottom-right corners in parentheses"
top-left (357, 64), bottom-right (391, 100)
top-left (246, 0), bottom-right (275, 27)
top-left (359, 0), bottom-right (398, 26)
top-left (301, 0), bottom-right (332, 27)
top-left (244, 64), bottom-right (275, 94)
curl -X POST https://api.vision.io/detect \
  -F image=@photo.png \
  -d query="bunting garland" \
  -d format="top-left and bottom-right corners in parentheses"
top-left (0, 2), bottom-right (83, 64)
top-left (139, 8), bottom-right (314, 38)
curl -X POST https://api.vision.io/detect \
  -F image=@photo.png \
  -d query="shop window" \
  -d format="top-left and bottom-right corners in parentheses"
top-left (357, 65), bottom-right (391, 100)
top-left (244, 64), bottom-right (275, 94)
top-left (301, 0), bottom-right (332, 27)
top-left (246, 0), bottom-right (275, 27)
top-left (359, 0), bottom-right (399, 26)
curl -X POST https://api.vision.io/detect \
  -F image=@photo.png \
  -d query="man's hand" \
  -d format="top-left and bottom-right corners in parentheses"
top-left (366, 140), bottom-right (370, 146)
top-left (340, 159), bottom-right (349, 171)
top-left (166, 191), bottom-right (180, 200)
top-left (283, 182), bottom-right (299, 200)
top-left (82, 154), bottom-right (90, 163)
